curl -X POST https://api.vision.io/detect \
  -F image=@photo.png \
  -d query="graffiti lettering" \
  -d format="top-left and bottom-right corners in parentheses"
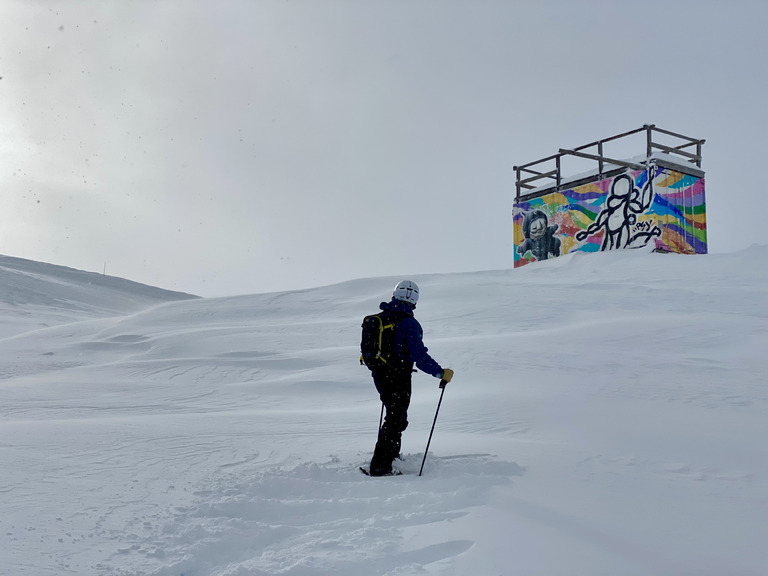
top-left (633, 220), bottom-right (653, 232)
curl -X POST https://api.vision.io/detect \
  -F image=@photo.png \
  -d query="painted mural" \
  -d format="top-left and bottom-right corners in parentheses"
top-left (514, 165), bottom-right (707, 267)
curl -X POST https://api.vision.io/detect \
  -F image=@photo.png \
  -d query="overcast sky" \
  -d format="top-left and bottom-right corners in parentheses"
top-left (2, 0), bottom-right (766, 297)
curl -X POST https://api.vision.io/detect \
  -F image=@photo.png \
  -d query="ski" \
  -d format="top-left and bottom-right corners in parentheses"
top-left (359, 466), bottom-right (402, 476)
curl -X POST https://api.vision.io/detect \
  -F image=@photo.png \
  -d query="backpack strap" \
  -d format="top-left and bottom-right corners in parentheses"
top-left (360, 311), bottom-right (405, 368)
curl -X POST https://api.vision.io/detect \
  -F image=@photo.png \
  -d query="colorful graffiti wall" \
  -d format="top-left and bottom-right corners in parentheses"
top-left (513, 165), bottom-right (707, 267)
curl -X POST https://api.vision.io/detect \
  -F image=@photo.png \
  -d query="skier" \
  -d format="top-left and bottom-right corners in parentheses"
top-left (366, 280), bottom-right (454, 476)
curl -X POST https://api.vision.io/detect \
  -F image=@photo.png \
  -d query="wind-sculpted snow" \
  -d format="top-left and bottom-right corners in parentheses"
top-left (0, 254), bottom-right (197, 339)
top-left (1, 247), bottom-right (766, 575)
top-left (106, 454), bottom-right (522, 576)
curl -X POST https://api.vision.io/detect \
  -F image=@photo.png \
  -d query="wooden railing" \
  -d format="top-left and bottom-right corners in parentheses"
top-left (513, 124), bottom-right (705, 199)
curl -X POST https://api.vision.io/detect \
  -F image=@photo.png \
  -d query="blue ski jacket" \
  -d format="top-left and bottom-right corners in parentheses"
top-left (378, 299), bottom-right (444, 378)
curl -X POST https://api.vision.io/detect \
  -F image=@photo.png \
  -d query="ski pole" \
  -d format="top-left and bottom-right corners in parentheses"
top-left (419, 379), bottom-right (447, 477)
top-left (378, 402), bottom-right (384, 432)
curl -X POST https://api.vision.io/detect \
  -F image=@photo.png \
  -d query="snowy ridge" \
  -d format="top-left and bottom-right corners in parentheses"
top-left (0, 254), bottom-right (197, 339)
top-left (1, 247), bottom-right (766, 575)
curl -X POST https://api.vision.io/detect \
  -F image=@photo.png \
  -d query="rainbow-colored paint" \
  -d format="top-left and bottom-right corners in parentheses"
top-left (513, 166), bottom-right (706, 267)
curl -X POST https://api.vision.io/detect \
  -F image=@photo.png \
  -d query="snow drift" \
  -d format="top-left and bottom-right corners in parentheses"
top-left (0, 247), bottom-right (766, 575)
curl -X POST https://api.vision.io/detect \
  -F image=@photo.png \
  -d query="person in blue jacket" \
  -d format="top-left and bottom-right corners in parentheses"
top-left (368, 280), bottom-right (454, 476)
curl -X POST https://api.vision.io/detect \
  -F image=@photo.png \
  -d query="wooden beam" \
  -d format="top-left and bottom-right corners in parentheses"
top-left (519, 169), bottom-right (558, 186)
top-left (572, 125), bottom-right (648, 152)
top-left (558, 148), bottom-right (646, 170)
top-left (513, 153), bottom-right (561, 171)
top-left (651, 125), bottom-right (700, 143)
top-left (651, 142), bottom-right (700, 161)
top-left (517, 167), bottom-right (549, 177)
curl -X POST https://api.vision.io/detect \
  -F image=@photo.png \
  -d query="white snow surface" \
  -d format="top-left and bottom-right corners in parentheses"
top-left (1, 247), bottom-right (766, 575)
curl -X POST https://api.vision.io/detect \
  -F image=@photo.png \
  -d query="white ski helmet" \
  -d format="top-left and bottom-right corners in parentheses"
top-left (393, 280), bottom-right (419, 306)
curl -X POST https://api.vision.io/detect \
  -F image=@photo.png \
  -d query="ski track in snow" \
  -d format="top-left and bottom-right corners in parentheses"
top-left (1, 248), bottom-right (767, 575)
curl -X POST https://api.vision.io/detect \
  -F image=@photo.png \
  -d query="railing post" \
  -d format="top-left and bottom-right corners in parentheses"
top-left (556, 155), bottom-right (561, 191)
top-left (598, 140), bottom-right (604, 176)
top-left (646, 125), bottom-right (653, 158)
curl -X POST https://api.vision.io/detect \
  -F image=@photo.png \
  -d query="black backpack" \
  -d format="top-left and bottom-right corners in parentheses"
top-left (360, 312), bottom-right (403, 369)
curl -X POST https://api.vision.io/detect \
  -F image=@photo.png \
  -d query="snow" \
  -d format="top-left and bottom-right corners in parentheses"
top-left (0, 255), bottom-right (197, 340)
top-left (1, 247), bottom-right (766, 575)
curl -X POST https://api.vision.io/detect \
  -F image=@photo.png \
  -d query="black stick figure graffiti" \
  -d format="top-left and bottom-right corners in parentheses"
top-left (575, 171), bottom-right (661, 250)
top-left (517, 209), bottom-right (561, 261)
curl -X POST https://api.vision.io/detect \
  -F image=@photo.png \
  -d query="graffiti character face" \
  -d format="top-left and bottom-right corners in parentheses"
top-left (612, 176), bottom-right (632, 198)
top-left (529, 216), bottom-right (547, 240)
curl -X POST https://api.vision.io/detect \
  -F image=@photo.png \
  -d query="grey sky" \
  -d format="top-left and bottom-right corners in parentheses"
top-left (2, 0), bottom-right (766, 296)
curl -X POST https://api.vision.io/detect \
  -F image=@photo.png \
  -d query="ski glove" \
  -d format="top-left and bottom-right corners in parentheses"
top-left (440, 368), bottom-right (454, 383)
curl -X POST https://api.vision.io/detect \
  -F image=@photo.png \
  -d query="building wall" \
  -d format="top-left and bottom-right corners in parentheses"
top-left (513, 165), bottom-right (707, 267)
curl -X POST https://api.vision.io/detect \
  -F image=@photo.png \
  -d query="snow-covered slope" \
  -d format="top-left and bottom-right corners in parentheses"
top-left (0, 248), bottom-right (766, 575)
top-left (0, 254), bottom-right (197, 339)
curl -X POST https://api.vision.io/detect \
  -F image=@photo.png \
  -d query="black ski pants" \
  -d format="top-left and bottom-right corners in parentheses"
top-left (369, 366), bottom-right (412, 475)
